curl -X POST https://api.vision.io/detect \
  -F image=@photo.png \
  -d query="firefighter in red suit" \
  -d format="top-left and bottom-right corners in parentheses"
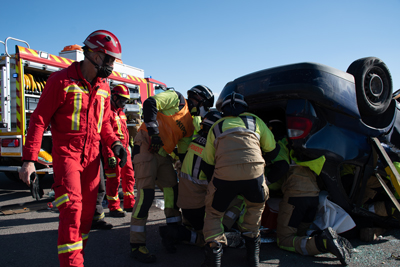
top-left (19, 30), bottom-right (127, 267)
top-left (103, 84), bottom-right (136, 216)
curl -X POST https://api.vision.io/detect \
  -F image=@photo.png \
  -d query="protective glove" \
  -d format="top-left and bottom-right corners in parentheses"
top-left (108, 157), bottom-right (117, 169)
top-left (30, 172), bottom-right (43, 201)
top-left (112, 141), bottom-right (127, 168)
top-left (148, 135), bottom-right (164, 153)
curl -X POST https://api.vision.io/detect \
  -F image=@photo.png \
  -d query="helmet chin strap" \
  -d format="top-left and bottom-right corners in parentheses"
top-left (85, 52), bottom-right (113, 78)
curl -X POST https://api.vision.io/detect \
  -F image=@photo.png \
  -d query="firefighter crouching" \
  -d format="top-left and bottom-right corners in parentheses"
top-left (19, 30), bottom-right (127, 267)
top-left (129, 85), bottom-right (214, 263)
top-left (266, 120), bottom-right (353, 265)
top-left (102, 84), bottom-right (136, 217)
top-left (202, 93), bottom-right (280, 267)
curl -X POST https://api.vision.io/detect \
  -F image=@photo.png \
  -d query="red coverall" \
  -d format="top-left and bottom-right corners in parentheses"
top-left (23, 62), bottom-right (118, 267)
top-left (102, 105), bottom-right (135, 211)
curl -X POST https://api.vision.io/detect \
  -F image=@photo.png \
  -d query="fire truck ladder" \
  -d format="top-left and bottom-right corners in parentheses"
top-left (1, 37), bottom-right (30, 132)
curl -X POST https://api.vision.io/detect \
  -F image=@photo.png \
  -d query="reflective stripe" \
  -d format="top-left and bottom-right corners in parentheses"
top-left (192, 155), bottom-right (202, 180)
top-left (82, 233), bottom-right (89, 241)
top-left (55, 193), bottom-right (69, 207)
top-left (180, 172), bottom-right (208, 185)
top-left (123, 191), bottom-right (134, 196)
top-left (105, 172), bottom-right (117, 178)
top-left (225, 211), bottom-right (236, 220)
top-left (130, 225), bottom-right (145, 232)
top-left (116, 116), bottom-right (124, 139)
top-left (107, 194), bottom-right (119, 201)
top-left (97, 89), bottom-right (109, 98)
top-left (300, 238), bottom-right (308, 255)
top-left (190, 231), bottom-right (197, 244)
top-left (58, 240), bottom-right (82, 254)
top-left (97, 96), bottom-right (105, 133)
top-left (93, 212), bottom-right (105, 221)
top-left (71, 93), bottom-right (82, 131)
top-left (214, 127), bottom-right (260, 147)
top-left (64, 85), bottom-right (88, 94)
top-left (166, 216), bottom-right (182, 224)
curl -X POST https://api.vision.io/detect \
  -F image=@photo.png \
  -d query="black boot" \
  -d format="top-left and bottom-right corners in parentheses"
top-left (315, 227), bottom-right (352, 266)
top-left (201, 241), bottom-right (222, 267)
top-left (243, 235), bottom-right (261, 267)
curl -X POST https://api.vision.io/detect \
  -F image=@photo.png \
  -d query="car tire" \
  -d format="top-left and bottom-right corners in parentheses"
top-left (347, 57), bottom-right (392, 116)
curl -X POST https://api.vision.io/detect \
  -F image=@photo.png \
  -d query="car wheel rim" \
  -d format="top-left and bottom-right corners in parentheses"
top-left (364, 68), bottom-right (386, 105)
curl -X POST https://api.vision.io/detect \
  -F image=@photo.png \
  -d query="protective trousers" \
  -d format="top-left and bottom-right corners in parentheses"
top-left (203, 164), bottom-right (268, 245)
top-left (52, 147), bottom-right (101, 267)
top-left (93, 161), bottom-right (106, 222)
top-left (130, 130), bottom-right (181, 245)
top-left (277, 166), bottom-right (321, 255)
top-left (105, 149), bottom-right (135, 211)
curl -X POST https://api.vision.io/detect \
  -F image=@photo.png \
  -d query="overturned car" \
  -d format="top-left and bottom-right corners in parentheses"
top-left (216, 57), bottom-right (400, 227)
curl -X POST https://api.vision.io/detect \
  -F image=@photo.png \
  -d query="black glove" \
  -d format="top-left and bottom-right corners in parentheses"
top-left (112, 142), bottom-right (127, 168)
top-left (30, 172), bottom-right (43, 201)
top-left (148, 135), bottom-right (164, 153)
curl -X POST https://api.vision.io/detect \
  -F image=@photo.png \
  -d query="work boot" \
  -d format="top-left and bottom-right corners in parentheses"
top-left (243, 234), bottom-right (261, 267)
top-left (131, 245), bottom-right (156, 263)
top-left (201, 241), bottom-right (222, 267)
top-left (316, 227), bottom-right (352, 266)
top-left (124, 207), bottom-right (133, 212)
top-left (91, 219), bottom-right (113, 230)
top-left (159, 225), bottom-right (178, 253)
top-left (109, 208), bottom-right (126, 217)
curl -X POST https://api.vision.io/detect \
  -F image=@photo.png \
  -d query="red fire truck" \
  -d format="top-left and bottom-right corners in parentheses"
top-left (0, 37), bottom-right (166, 182)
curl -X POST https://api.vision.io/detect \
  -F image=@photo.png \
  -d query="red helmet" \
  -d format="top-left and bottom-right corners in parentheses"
top-left (83, 30), bottom-right (122, 59)
top-left (112, 84), bottom-right (130, 99)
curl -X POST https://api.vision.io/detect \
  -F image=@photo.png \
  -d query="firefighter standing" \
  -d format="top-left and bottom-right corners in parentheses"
top-left (103, 84), bottom-right (136, 217)
top-left (129, 85), bottom-right (214, 263)
top-left (202, 93), bottom-right (280, 267)
top-left (19, 30), bottom-right (127, 267)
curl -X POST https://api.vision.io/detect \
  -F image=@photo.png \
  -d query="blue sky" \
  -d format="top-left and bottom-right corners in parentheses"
top-left (2, 0), bottom-right (399, 102)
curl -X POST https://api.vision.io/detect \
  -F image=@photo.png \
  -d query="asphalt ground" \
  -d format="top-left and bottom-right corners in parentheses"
top-left (2, 173), bottom-right (400, 267)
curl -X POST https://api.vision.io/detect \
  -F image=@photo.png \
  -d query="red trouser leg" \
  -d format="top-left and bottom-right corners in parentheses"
top-left (53, 152), bottom-right (100, 267)
top-left (104, 161), bottom-right (121, 211)
top-left (121, 157), bottom-right (135, 210)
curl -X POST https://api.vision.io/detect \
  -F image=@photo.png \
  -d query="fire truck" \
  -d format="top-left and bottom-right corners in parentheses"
top-left (0, 37), bottom-right (166, 182)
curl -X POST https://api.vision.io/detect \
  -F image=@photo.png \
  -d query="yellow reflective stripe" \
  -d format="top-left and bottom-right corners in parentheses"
top-left (97, 97), bottom-right (105, 133)
top-left (123, 191), bottom-right (134, 196)
top-left (107, 194), bottom-right (119, 201)
top-left (58, 240), bottom-right (82, 254)
top-left (71, 93), bottom-right (82, 130)
top-left (97, 89), bottom-right (109, 98)
top-left (116, 116), bottom-right (124, 139)
top-left (64, 85), bottom-right (89, 94)
top-left (105, 173), bottom-right (117, 178)
top-left (55, 193), bottom-right (69, 207)
top-left (133, 189), bottom-right (145, 219)
top-left (82, 233), bottom-right (89, 241)
top-left (120, 115), bottom-right (127, 120)
top-left (93, 212), bottom-right (105, 221)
